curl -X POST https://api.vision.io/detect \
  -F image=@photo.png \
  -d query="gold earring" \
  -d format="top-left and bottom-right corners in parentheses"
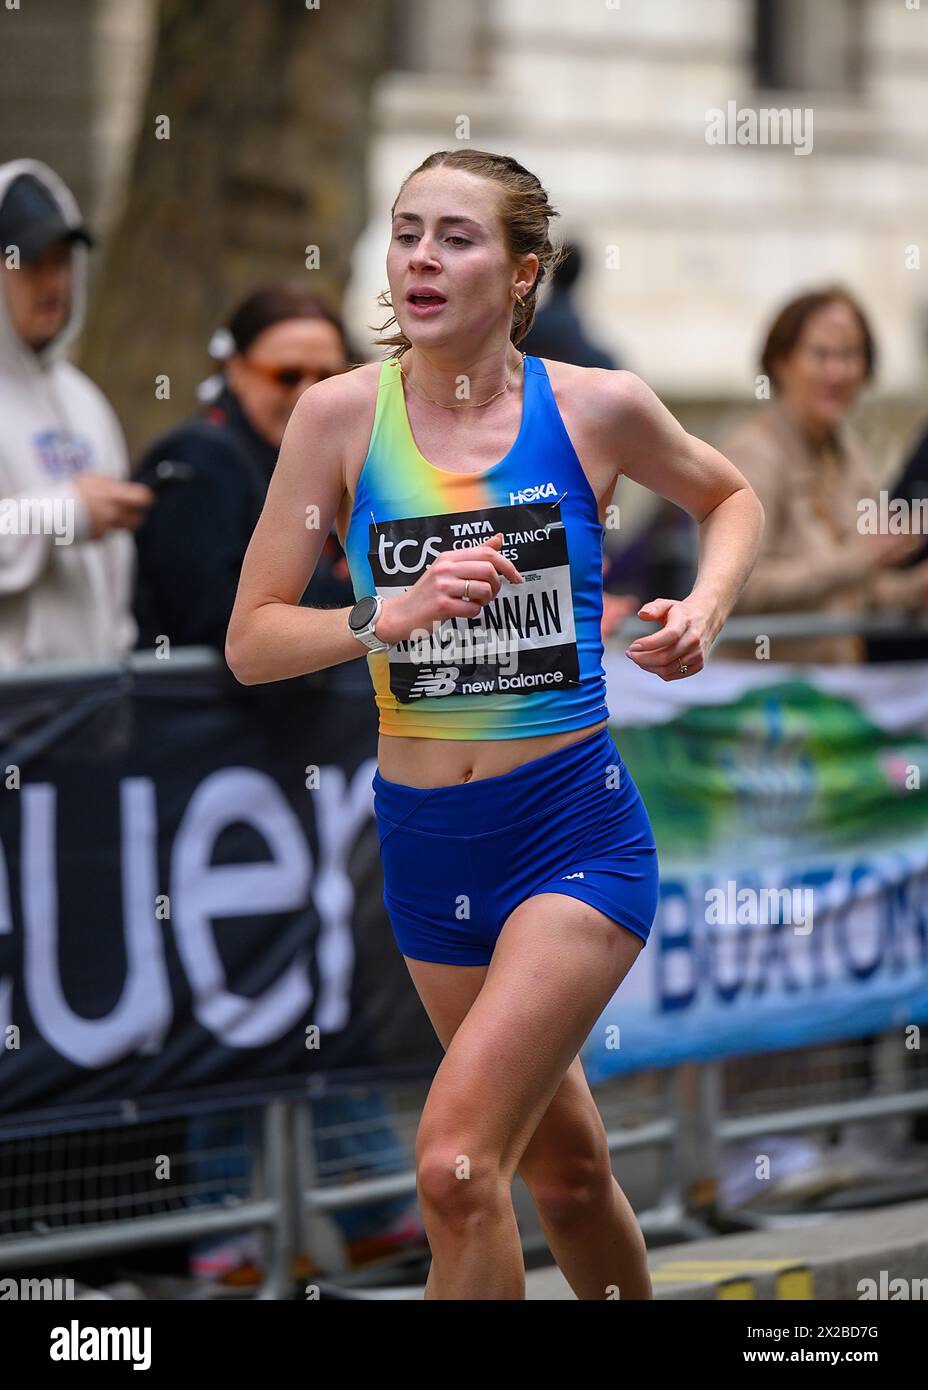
top-left (514, 292), bottom-right (524, 308)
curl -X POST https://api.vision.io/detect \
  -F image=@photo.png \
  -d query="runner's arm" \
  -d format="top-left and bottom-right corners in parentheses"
top-left (607, 371), bottom-right (765, 645)
top-left (225, 381), bottom-right (384, 685)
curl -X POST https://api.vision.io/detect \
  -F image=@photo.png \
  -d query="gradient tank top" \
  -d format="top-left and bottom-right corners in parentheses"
top-left (343, 355), bottom-right (609, 740)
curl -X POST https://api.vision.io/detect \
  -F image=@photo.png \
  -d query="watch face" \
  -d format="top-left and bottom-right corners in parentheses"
top-left (349, 595), bottom-right (378, 631)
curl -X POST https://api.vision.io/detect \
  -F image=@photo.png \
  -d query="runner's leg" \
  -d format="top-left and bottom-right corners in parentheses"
top-left (516, 1051), bottom-right (651, 1299)
top-left (407, 953), bottom-right (650, 1300)
top-left (409, 892), bottom-right (645, 1299)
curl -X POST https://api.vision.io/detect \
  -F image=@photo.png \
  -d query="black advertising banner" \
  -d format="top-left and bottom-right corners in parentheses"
top-left (367, 502), bottom-right (581, 701)
top-left (0, 659), bottom-right (441, 1135)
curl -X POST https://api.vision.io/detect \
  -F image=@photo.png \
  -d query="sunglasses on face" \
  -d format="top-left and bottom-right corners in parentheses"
top-left (244, 357), bottom-right (347, 389)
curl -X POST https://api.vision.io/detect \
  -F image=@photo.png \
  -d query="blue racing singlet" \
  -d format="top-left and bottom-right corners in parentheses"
top-left (344, 354), bottom-right (609, 740)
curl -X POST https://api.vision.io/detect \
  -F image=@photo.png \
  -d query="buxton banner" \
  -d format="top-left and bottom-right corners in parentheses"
top-left (584, 655), bottom-right (928, 1081)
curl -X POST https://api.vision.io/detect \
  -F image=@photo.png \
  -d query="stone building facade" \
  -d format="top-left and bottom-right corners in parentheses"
top-left (345, 0), bottom-right (928, 482)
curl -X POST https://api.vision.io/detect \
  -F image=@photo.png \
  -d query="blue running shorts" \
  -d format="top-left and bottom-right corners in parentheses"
top-left (371, 726), bottom-right (660, 966)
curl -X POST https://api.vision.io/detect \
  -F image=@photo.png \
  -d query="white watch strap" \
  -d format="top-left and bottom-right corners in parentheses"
top-left (352, 596), bottom-right (389, 652)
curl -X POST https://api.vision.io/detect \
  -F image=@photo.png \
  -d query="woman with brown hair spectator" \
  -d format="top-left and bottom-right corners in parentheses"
top-left (133, 284), bottom-right (354, 651)
top-left (719, 287), bottom-right (928, 663)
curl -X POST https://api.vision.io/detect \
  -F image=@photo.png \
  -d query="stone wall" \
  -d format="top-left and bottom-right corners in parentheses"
top-left (343, 0), bottom-right (928, 518)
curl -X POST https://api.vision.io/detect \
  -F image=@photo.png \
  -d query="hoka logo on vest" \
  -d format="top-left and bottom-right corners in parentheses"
top-left (509, 481), bottom-right (558, 506)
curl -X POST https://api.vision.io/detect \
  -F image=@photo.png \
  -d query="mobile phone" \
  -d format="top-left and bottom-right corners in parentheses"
top-left (146, 459), bottom-right (195, 493)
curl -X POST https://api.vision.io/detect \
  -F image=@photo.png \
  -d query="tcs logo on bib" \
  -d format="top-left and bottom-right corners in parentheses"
top-left (376, 533), bottom-right (443, 576)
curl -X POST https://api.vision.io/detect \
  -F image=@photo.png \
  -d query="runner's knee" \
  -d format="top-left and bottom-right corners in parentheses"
top-left (521, 1150), bottom-right (614, 1226)
top-left (416, 1143), bottom-right (508, 1225)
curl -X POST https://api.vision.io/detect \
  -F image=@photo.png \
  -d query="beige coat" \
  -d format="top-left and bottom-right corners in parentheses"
top-left (718, 398), bottom-right (926, 664)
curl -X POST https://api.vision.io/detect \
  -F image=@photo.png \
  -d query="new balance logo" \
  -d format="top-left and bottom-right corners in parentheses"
top-left (407, 666), bottom-right (460, 699)
top-left (562, 871), bottom-right (585, 880)
top-left (508, 481), bottom-right (558, 505)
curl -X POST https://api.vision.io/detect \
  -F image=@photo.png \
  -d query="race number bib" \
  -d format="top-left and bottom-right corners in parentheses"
top-left (367, 503), bottom-right (580, 702)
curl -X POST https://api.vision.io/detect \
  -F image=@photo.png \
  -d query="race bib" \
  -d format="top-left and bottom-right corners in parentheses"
top-left (367, 503), bottom-right (580, 702)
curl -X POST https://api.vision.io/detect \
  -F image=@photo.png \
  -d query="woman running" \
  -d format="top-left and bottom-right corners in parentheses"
top-left (226, 149), bottom-right (764, 1300)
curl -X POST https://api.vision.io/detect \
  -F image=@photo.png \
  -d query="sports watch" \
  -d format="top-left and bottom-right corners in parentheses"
top-left (348, 594), bottom-right (390, 652)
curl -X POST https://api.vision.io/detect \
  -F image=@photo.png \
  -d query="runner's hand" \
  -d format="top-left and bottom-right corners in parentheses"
top-left (624, 596), bottom-right (711, 680)
top-left (376, 533), bottom-right (523, 646)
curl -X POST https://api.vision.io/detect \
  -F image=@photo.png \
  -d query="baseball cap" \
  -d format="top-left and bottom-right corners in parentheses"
top-left (0, 172), bottom-right (94, 264)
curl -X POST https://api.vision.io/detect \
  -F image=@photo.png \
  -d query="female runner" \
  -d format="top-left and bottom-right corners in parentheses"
top-left (226, 149), bottom-right (764, 1300)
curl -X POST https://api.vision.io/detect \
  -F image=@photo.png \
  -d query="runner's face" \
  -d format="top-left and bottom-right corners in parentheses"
top-left (387, 169), bottom-right (532, 353)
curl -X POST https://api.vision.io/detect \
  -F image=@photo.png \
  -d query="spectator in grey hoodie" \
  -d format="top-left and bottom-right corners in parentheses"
top-left (0, 158), bottom-right (152, 668)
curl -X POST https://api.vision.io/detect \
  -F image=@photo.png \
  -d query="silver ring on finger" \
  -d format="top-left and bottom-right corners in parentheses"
top-left (462, 578), bottom-right (470, 602)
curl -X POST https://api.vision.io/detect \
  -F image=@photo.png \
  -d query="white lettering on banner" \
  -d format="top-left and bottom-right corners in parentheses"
top-left (307, 758), bottom-right (377, 1032)
top-left (171, 768), bottom-right (313, 1047)
top-left (2, 765), bottom-right (374, 1067)
top-left (21, 782), bottom-right (172, 1069)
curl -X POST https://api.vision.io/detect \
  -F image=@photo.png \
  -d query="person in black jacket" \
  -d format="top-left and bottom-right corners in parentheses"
top-left (133, 284), bottom-right (354, 651)
top-left (518, 240), bottom-right (621, 370)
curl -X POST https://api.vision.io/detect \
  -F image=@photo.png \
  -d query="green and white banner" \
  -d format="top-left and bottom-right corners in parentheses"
top-left (584, 656), bottom-right (928, 1079)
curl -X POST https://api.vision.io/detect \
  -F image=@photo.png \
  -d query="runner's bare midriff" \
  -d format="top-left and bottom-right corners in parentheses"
top-left (376, 719), bottom-right (609, 788)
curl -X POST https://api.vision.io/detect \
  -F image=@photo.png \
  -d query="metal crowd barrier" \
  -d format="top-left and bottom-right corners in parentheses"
top-left (0, 1102), bottom-right (293, 1299)
top-left (1, 609), bottom-right (926, 1296)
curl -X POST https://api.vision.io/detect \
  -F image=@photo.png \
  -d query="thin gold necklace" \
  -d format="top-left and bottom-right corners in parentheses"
top-left (398, 351), bottom-right (526, 410)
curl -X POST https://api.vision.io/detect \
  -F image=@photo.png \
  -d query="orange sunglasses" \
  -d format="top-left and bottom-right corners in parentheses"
top-left (244, 357), bottom-right (348, 389)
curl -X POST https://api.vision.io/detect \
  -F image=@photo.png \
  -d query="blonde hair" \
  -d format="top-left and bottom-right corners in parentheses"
top-left (373, 148), bottom-right (567, 359)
